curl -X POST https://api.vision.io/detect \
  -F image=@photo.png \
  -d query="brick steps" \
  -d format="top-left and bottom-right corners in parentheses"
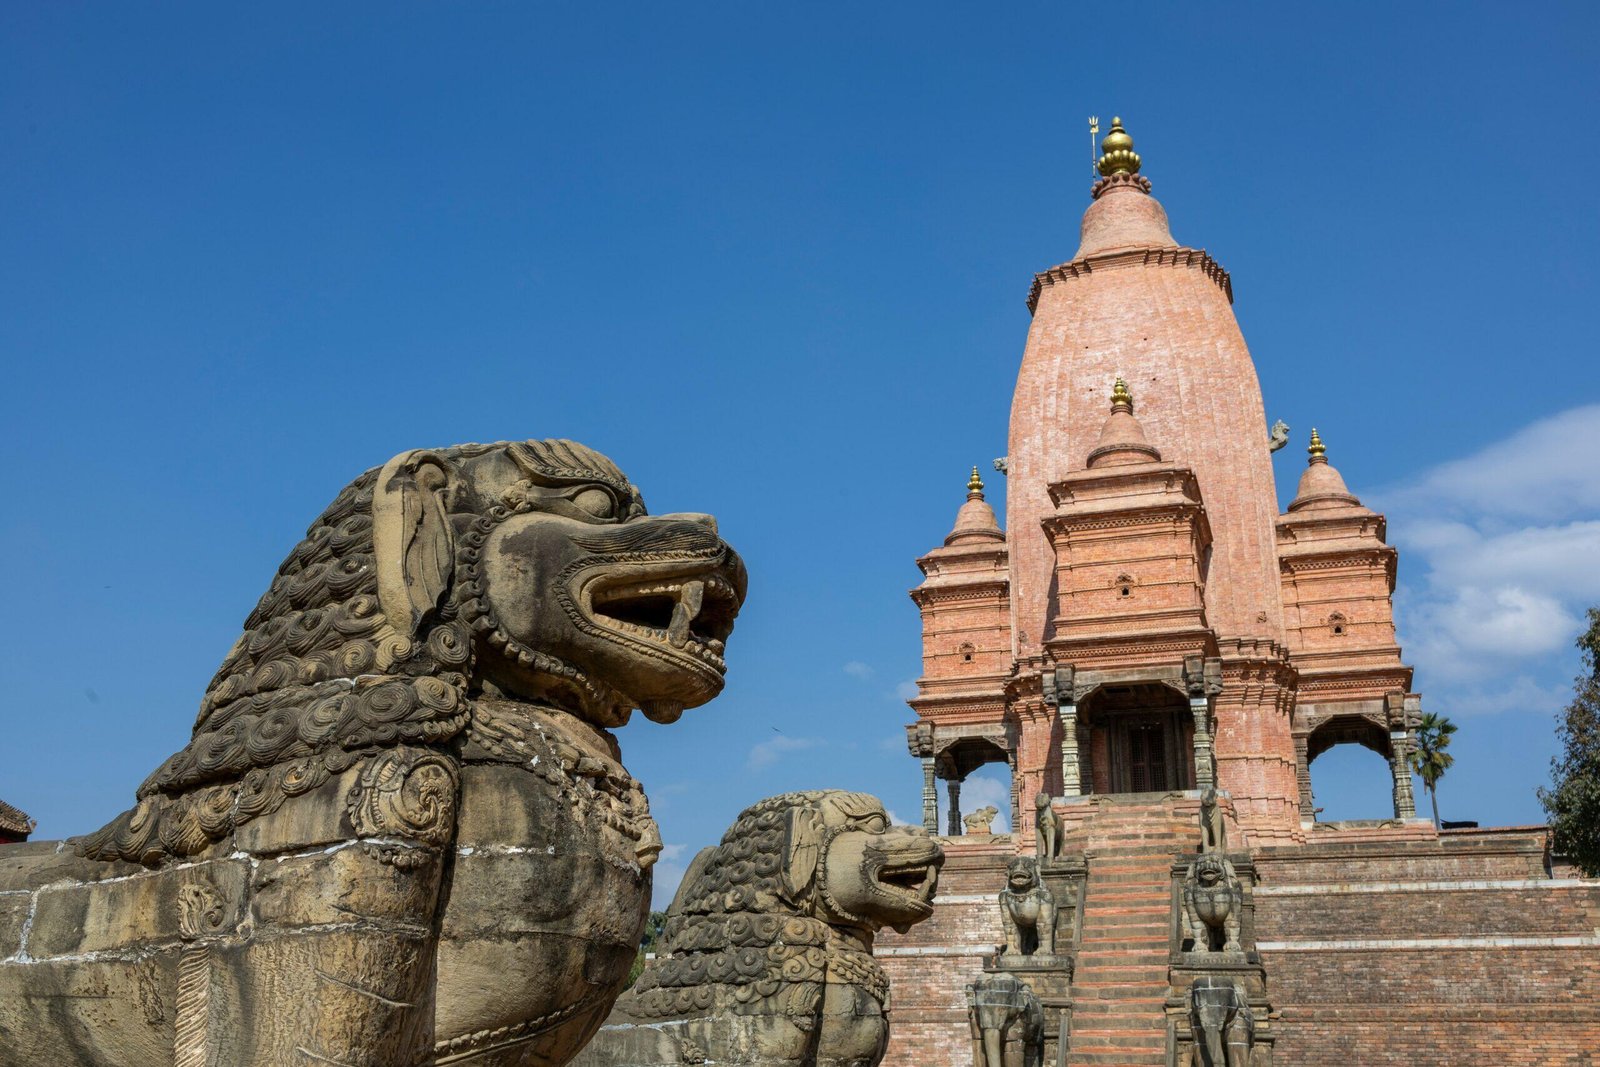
top-left (1066, 803), bottom-right (1189, 1067)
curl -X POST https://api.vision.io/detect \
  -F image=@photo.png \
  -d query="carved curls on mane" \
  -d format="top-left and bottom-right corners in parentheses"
top-left (76, 439), bottom-right (639, 867)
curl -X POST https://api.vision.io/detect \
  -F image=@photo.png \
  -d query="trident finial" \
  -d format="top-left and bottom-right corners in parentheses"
top-left (1089, 116), bottom-right (1101, 177)
top-left (967, 466), bottom-right (985, 498)
top-left (1308, 428), bottom-right (1326, 459)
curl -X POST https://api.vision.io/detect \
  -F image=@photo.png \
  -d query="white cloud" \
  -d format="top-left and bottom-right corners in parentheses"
top-left (895, 680), bottom-right (919, 702)
top-left (745, 735), bottom-right (824, 771)
top-left (1387, 404), bottom-right (1600, 522)
top-left (885, 808), bottom-right (913, 826)
top-left (1380, 404), bottom-right (1600, 708)
top-left (843, 661), bottom-right (874, 680)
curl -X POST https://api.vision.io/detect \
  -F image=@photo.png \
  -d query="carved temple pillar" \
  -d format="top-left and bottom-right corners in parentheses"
top-left (1184, 656), bottom-right (1223, 791)
top-left (1045, 665), bottom-right (1083, 797)
top-left (948, 779), bottom-right (962, 836)
top-left (1293, 733), bottom-right (1314, 821)
top-left (906, 723), bottom-right (939, 834)
top-left (921, 757), bottom-right (938, 834)
top-left (1389, 730), bottom-right (1417, 820)
top-left (1386, 693), bottom-right (1419, 821)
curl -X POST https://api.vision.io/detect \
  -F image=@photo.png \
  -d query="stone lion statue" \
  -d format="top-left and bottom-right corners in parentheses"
top-left (998, 856), bottom-right (1056, 958)
top-left (1182, 853), bottom-right (1243, 954)
top-left (0, 439), bottom-right (746, 1067)
top-left (574, 790), bottom-right (944, 1067)
top-left (963, 804), bottom-right (1000, 835)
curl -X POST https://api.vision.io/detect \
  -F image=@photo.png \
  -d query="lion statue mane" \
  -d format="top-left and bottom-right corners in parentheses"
top-left (0, 438), bottom-right (745, 1067)
top-left (574, 790), bottom-right (944, 1067)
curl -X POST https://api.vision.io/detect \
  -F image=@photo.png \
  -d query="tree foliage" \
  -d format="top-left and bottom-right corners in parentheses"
top-left (625, 910), bottom-right (669, 988)
top-left (1540, 607), bottom-right (1600, 876)
top-left (1409, 711), bottom-right (1457, 828)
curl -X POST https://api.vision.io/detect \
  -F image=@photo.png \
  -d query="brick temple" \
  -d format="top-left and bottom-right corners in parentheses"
top-left (879, 120), bottom-right (1600, 1065)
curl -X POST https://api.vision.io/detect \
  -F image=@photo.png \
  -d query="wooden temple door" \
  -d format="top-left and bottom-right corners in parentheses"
top-left (1125, 720), bottom-right (1168, 793)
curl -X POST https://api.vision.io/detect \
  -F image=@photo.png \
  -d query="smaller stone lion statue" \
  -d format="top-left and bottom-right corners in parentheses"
top-left (964, 804), bottom-right (1000, 835)
top-left (968, 971), bottom-right (1044, 1067)
top-left (1034, 792), bottom-right (1062, 860)
top-left (999, 856), bottom-right (1056, 957)
top-left (1182, 853), bottom-right (1243, 954)
top-left (574, 790), bottom-right (944, 1067)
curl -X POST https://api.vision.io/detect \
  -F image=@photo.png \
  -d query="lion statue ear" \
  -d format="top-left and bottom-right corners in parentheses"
top-left (779, 807), bottom-right (824, 907)
top-left (373, 449), bottom-right (458, 637)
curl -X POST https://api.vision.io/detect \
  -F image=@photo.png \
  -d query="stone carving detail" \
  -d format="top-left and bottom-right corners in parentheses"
top-left (1267, 419), bottom-right (1290, 453)
top-left (574, 791), bottom-right (944, 1067)
top-left (1198, 786), bottom-right (1227, 854)
top-left (0, 438), bottom-right (747, 1067)
top-left (1182, 853), bottom-right (1243, 954)
top-left (999, 856), bottom-right (1057, 958)
top-left (964, 805), bottom-right (1000, 835)
top-left (1187, 977), bottom-right (1254, 1066)
top-left (1034, 792), bottom-right (1062, 860)
top-left (968, 971), bottom-right (1044, 1067)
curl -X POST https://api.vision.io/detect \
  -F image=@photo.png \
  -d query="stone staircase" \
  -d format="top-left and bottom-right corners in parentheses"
top-left (1062, 798), bottom-right (1198, 1067)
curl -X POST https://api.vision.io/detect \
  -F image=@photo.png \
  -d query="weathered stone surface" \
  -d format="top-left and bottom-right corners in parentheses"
top-left (998, 857), bottom-right (1055, 959)
top-left (967, 971), bottom-right (1043, 1067)
top-left (575, 791), bottom-right (944, 1067)
top-left (0, 438), bottom-right (746, 1066)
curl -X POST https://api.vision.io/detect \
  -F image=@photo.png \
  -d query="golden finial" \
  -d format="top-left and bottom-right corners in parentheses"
top-left (967, 466), bottom-right (985, 498)
top-left (1111, 377), bottom-right (1134, 411)
top-left (1308, 428), bottom-right (1326, 459)
top-left (1097, 116), bottom-right (1142, 177)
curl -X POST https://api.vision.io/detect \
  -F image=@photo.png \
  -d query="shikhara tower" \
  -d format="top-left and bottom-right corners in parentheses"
top-left (906, 118), bottom-right (1422, 846)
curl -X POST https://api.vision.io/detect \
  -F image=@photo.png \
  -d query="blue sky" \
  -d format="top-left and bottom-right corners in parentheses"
top-left (3, 4), bottom-right (1597, 904)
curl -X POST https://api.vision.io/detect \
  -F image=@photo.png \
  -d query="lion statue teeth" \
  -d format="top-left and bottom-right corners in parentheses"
top-left (573, 790), bottom-right (945, 1067)
top-left (0, 438), bottom-right (746, 1067)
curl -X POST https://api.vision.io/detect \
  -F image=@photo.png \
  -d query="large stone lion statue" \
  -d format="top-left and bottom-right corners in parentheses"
top-left (573, 791), bottom-right (944, 1067)
top-left (0, 439), bottom-right (746, 1067)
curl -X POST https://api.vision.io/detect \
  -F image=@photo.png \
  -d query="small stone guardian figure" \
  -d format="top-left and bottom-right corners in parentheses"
top-left (964, 804), bottom-right (1000, 835)
top-left (1181, 853), bottom-right (1243, 954)
top-left (967, 972), bottom-right (1044, 1067)
top-left (999, 856), bottom-right (1056, 957)
top-left (1034, 792), bottom-right (1062, 861)
top-left (1198, 786), bottom-right (1227, 853)
top-left (1188, 976), bottom-right (1254, 1067)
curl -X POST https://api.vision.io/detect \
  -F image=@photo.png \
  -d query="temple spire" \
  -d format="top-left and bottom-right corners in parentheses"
top-left (1111, 376), bottom-right (1134, 412)
top-left (1308, 428), bottom-right (1327, 461)
top-left (967, 466), bottom-right (985, 500)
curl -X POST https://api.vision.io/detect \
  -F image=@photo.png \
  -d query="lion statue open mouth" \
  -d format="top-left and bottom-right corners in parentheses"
top-left (574, 790), bottom-right (945, 1067)
top-left (0, 438), bottom-right (745, 1067)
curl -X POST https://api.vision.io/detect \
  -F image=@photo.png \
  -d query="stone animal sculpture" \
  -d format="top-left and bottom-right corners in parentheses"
top-left (574, 790), bottom-right (944, 1067)
top-left (1182, 853), bottom-right (1243, 954)
top-left (967, 972), bottom-right (1044, 1067)
top-left (998, 856), bottom-right (1056, 957)
top-left (1187, 977), bottom-right (1254, 1067)
top-left (1267, 419), bottom-right (1290, 453)
top-left (1198, 786), bottom-right (1227, 854)
top-left (0, 439), bottom-right (746, 1067)
top-left (1033, 792), bottom-right (1062, 861)
top-left (964, 805), bottom-right (1000, 835)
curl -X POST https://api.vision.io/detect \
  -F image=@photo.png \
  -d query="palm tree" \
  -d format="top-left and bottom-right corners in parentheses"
top-left (1409, 712), bottom-right (1457, 828)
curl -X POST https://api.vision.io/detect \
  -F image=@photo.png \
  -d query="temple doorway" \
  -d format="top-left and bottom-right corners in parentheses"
top-left (1083, 683), bottom-right (1193, 795)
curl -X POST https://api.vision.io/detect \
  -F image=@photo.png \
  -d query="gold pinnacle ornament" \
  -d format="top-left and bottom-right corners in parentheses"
top-left (1308, 428), bottom-right (1326, 458)
top-left (967, 466), bottom-right (985, 498)
top-left (1111, 377), bottom-right (1134, 411)
top-left (1097, 116), bottom-right (1142, 177)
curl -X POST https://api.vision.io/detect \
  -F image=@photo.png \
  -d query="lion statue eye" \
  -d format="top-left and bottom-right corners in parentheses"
top-left (860, 814), bottom-right (888, 834)
top-left (571, 487), bottom-right (617, 519)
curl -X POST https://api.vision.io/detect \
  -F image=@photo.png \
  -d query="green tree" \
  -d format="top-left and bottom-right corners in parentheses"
top-left (1539, 608), bottom-right (1600, 876)
top-left (625, 910), bottom-right (669, 988)
top-left (1408, 711), bottom-right (1457, 828)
